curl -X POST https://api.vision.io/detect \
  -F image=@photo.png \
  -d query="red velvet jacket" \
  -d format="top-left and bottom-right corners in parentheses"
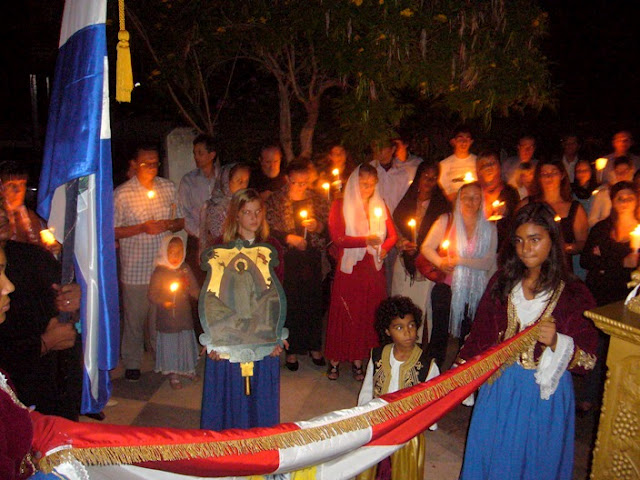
top-left (459, 274), bottom-right (598, 376)
top-left (0, 370), bottom-right (33, 480)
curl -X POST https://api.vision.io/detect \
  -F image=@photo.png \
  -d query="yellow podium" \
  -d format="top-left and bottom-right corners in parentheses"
top-left (585, 301), bottom-right (640, 480)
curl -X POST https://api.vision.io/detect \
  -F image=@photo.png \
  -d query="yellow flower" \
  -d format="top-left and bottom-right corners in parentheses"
top-left (259, 17), bottom-right (267, 24)
top-left (532, 19), bottom-right (540, 27)
top-left (217, 27), bottom-right (226, 33)
top-left (352, 0), bottom-right (363, 6)
top-left (378, 34), bottom-right (386, 40)
top-left (358, 47), bottom-right (365, 53)
top-left (151, 69), bottom-right (161, 77)
top-left (379, 0), bottom-right (384, 4)
top-left (434, 14), bottom-right (447, 23)
top-left (490, 62), bottom-right (496, 68)
top-left (400, 8), bottom-right (414, 17)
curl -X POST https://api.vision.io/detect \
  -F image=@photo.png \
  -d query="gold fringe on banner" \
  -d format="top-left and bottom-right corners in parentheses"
top-left (115, 0), bottom-right (133, 102)
top-left (39, 325), bottom-right (538, 473)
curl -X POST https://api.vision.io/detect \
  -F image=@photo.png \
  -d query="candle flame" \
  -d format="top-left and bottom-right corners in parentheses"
top-left (332, 168), bottom-right (340, 177)
top-left (492, 200), bottom-right (504, 208)
top-left (441, 239), bottom-right (450, 250)
top-left (373, 207), bottom-right (383, 218)
top-left (592, 189), bottom-right (599, 196)
top-left (322, 182), bottom-right (330, 191)
top-left (595, 158), bottom-right (608, 171)
top-left (40, 228), bottom-right (56, 246)
top-left (300, 210), bottom-right (308, 219)
top-left (463, 172), bottom-right (475, 183)
top-left (632, 225), bottom-right (640, 235)
top-left (554, 215), bottom-right (561, 222)
top-left (169, 282), bottom-right (179, 293)
top-left (408, 218), bottom-right (416, 228)
top-left (147, 190), bottom-right (156, 199)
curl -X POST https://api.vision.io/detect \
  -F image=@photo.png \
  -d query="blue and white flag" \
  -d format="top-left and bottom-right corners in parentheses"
top-left (37, 0), bottom-right (119, 414)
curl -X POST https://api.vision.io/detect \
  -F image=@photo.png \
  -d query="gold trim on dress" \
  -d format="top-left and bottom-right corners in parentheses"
top-left (568, 347), bottom-right (597, 371)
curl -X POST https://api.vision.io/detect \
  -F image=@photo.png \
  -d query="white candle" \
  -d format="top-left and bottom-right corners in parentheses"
top-left (595, 157), bottom-right (607, 183)
top-left (631, 225), bottom-right (640, 251)
top-left (170, 282), bottom-right (179, 317)
top-left (300, 210), bottom-right (308, 239)
top-left (374, 207), bottom-right (383, 260)
top-left (463, 171), bottom-right (475, 183)
top-left (322, 182), bottom-right (331, 201)
top-left (408, 218), bottom-right (417, 244)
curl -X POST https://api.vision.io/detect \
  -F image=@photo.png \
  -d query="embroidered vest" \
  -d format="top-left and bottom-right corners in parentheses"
top-left (371, 344), bottom-right (433, 398)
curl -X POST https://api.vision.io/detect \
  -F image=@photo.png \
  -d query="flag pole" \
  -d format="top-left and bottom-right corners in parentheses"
top-left (59, 177), bottom-right (79, 323)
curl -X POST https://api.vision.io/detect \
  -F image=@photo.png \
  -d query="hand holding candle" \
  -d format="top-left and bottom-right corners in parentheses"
top-left (463, 171), bottom-right (475, 183)
top-left (147, 190), bottom-right (156, 199)
top-left (300, 210), bottom-right (308, 239)
top-left (488, 200), bottom-right (505, 221)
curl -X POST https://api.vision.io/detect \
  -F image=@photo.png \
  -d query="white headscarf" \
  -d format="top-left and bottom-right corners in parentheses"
top-left (155, 235), bottom-right (186, 270)
top-left (340, 164), bottom-right (388, 273)
top-left (449, 184), bottom-right (493, 337)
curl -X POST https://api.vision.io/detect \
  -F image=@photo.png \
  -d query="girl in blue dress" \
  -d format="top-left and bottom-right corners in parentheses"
top-left (458, 202), bottom-right (598, 480)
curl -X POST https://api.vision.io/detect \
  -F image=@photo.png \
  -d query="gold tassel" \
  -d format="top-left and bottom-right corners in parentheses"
top-left (115, 0), bottom-right (133, 102)
top-left (39, 327), bottom-right (538, 473)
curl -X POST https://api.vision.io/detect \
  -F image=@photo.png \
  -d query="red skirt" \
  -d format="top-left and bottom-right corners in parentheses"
top-left (324, 253), bottom-right (385, 362)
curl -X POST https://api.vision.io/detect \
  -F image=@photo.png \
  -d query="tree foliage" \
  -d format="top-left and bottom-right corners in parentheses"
top-left (127, 0), bottom-right (551, 160)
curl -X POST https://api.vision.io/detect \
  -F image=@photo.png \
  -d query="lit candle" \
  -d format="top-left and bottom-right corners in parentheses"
top-left (331, 168), bottom-right (342, 191)
top-left (373, 207), bottom-right (383, 235)
top-left (463, 171), bottom-right (475, 183)
top-left (595, 157), bottom-right (607, 183)
top-left (554, 214), bottom-right (561, 222)
top-left (441, 238), bottom-right (451, 262)
top-left (592, 189), bottom-right (599, 196)
top-left (488, 200), bottom-right (505, 221)
top-left (322, 182), bottom-right (331, 201)
top-left (408, 218), bottom-right (417, 244)
top-left (374, 207), bottom-right (383, 260)
top-left (147, 190), bottom-right (156, 199)
top-left (40, 228), bottom-right (56, 246)
top-left (300, 210), bottom-right (308, 239)
top-left (169, 281), bottom-right (179, 317)
top-left (631, 225), bottom-right (640, 251)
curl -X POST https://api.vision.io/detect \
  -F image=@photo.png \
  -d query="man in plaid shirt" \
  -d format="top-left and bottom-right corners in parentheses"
top-left (114, 144), bottom-right (184, 381)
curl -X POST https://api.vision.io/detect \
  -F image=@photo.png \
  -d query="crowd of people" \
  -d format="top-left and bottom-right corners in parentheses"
top-left (1, 125), bottom-right (638, 479)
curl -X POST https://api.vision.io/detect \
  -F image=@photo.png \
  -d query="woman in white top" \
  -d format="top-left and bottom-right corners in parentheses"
top-left (420, 181), bottom-right (497, 367)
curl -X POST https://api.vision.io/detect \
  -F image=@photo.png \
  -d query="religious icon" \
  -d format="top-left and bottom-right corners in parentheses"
top-left (198, 239), bottom-right (288, 364)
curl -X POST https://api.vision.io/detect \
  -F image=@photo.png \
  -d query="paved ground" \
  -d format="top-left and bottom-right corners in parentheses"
top-left (83, 350), bottom-right (600, 479)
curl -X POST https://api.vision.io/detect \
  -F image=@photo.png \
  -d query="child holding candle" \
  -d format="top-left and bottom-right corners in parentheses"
top-left (148, 235), bottom-right (200, 390)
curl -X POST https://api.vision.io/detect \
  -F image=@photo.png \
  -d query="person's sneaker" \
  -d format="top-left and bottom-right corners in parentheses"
top-left (125, 369), bottom-right (141, 381)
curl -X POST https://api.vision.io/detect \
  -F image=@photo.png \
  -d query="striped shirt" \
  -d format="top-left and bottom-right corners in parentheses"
top-left (114, 176), bottom-right (182, 284)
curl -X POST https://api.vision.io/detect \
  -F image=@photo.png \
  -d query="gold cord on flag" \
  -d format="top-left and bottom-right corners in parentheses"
top-left (38, 325), bottom-right (539, 473)
top-left (116, 0), bottom-right (133, 102)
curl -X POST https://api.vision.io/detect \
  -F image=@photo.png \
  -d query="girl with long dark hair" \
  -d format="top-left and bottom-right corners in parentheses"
top-left (458, 202), bottom-right (598, 479)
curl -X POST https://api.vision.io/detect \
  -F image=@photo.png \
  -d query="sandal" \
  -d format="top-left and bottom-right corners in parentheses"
top-left (352, 364), bottom-right (365, 382)
top-left (169, 375), bottom-right (182, 390)
top-left (327, 363), bottom-right (339, 380)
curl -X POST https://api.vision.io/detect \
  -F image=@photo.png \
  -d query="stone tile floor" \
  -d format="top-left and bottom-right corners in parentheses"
top-left (83, 351), bottom-right (599, 479)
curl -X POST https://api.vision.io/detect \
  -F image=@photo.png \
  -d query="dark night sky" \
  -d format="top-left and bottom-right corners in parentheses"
top-left (2, 0), bottom-right (640, 157)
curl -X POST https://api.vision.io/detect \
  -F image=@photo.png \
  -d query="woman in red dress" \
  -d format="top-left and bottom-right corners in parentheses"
top-left (325, 164), bottom-right (397, 380)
